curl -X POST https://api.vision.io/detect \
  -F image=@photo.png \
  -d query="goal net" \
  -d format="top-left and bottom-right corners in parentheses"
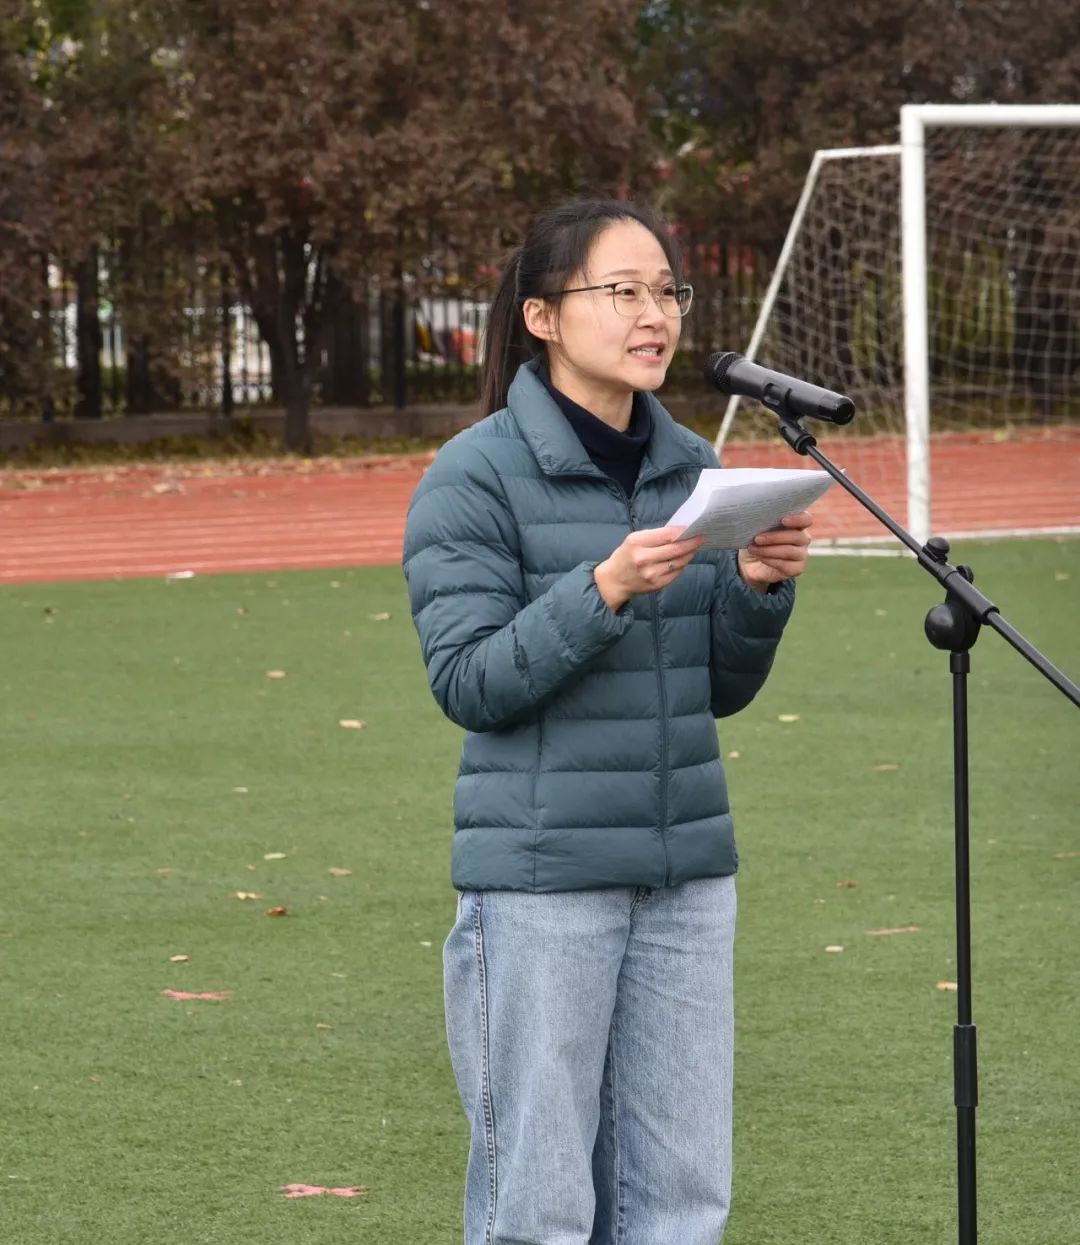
top-left (714, 109), bottom-right (1080, 544)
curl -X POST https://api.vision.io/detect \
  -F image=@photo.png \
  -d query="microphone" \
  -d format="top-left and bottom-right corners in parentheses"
top-left (704, 352), bottom-right (856, 425)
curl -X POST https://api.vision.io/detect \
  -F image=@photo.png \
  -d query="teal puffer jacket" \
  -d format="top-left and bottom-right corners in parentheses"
top-left (403, 360), bottom-right (795, 892)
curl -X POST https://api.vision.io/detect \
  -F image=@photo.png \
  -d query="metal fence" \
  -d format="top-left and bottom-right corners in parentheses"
top-left (3, 236), bottom-right (772, 421)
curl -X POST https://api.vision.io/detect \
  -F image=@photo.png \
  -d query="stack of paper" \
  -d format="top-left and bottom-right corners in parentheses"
top-left (667, 467), bottom-right (834, 549)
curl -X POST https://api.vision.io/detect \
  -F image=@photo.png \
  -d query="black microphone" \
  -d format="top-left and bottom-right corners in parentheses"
top-left (704, 351), bottom-right (855, 425)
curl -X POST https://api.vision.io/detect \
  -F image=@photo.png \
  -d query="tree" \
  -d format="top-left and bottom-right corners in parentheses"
top-left (5, 0), bottom-right (649, 439)
top-left (1, 0), bottom-right (185, 418)
top-left (0, 2), bottom-right (63, 417)
top-left (147, 0), bottom-right (643, 451)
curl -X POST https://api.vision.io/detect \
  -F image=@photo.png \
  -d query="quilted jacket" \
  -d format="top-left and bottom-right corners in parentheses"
top-left (403, 359), bottom-right (795, 892)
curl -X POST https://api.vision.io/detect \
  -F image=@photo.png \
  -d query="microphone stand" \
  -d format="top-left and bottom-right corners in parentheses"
top-left (765, 402), bottom-right (1080, 1245)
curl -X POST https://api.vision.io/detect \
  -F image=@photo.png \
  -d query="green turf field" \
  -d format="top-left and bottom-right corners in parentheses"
top-left (2, 539), bottom-right (1078, 1244)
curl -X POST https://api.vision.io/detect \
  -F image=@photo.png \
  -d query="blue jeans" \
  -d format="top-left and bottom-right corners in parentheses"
top-left (443, 875), bottom-right (737, 1245)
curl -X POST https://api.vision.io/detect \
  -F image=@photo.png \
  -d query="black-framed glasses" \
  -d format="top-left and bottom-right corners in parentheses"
top-left (556, 280), bottom-right (694, 318)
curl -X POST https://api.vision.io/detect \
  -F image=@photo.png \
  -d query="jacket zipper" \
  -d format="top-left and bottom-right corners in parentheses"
top-left (567, 466), bottom-right (688, 887)
top-left (625, 485), bottom-right (671, 887)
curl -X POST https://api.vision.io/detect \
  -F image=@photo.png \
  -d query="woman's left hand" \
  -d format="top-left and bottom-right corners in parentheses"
top-left (737, 511), bottom-right (813, 593)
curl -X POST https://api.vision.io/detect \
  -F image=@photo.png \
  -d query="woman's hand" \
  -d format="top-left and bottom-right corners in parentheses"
top-left (737, 511), bottom-right (813, 593)
top-left (594, 526), bottom-right (705, 612)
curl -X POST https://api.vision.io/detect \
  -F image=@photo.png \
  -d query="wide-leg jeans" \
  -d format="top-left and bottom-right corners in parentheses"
top-left (442, 875), bottom-right (737, 1245)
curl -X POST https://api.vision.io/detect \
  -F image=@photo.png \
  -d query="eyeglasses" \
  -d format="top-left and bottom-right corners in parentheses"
top-left (556, 280), bottom-right (694, 318)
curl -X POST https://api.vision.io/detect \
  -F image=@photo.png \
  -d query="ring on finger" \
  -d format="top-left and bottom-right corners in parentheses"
top-left (667, 559), bottom-right (676, 573)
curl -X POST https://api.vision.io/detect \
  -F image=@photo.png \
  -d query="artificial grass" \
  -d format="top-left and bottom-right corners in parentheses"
top-left (1, 538), bottom-right (1077, 1243)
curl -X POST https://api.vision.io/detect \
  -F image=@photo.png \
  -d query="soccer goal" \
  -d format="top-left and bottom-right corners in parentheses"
top-left (713, 104), bottom-right (1080, 544)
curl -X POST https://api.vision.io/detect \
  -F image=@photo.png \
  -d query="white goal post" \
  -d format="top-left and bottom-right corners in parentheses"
top-left (714, 103), bottom-right (1080, 544)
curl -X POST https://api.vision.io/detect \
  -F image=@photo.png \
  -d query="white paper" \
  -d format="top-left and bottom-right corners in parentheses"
top-left (667, 467), bottom-right (834, 549)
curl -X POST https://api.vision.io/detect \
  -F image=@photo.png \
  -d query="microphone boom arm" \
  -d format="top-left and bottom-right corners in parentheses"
top-left (767, 399), bottom-right (1080, 707)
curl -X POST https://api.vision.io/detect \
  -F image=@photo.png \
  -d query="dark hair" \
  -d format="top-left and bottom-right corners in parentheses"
top-left (479, 199), bottom-right (683, 415)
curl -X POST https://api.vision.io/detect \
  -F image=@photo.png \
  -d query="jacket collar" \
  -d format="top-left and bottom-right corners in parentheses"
top-left (507, 358), bottom-right (699, 485)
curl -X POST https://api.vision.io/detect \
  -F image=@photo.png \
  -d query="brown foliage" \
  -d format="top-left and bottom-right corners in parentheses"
top-left (641, 0), bottom-right (1080, 245)
top-left (2, 0), bottom-right (643, 436)
top-left (154, 0), bottom-right (642, 447)
top-left (0, 14), bottom-right (54, 413)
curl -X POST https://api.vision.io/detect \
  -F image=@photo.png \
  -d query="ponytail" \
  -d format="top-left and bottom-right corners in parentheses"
top-left (479, 249), bottom-right (542, 416)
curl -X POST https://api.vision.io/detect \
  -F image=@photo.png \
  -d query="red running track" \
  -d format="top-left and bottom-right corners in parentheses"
top-left (2, 430), bottom-right (1077, 586)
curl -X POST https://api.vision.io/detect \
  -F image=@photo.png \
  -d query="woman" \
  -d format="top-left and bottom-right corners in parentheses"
top-left (403, 199), bottom-right (812, 1245)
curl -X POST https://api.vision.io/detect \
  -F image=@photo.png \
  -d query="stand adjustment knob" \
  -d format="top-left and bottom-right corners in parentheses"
top-left (924, 535), bottom-right (951, 562)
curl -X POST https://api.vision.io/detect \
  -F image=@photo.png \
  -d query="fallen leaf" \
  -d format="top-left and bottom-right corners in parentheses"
top-left (825, 945), bottom-right (844, 953)
top-left (328, 866), bottom-right (352, 878)
top-left (168, 953), bottom-right (190, 963)
top-left (778, 714), bottom-right (800, 723)
top-left (874, 608), bottom-right (888, 616)
top-left (229, 1078), bottom-right (242, 1086)
top-left (156, 867), bottom-right (175, 874)
top-left (161, 989), bottom-right (232, 1001)
top-left (1054, 572), bottom-right (1070, 582)
top-left (936, 980), bottom-right (958, 992)
top-left (232, 891), bottom-right (263, 900)
top-left (835, 880), bottom-right (858, 888)
top-left (233, 786), bottom-right (249, 794)
top-left (280, 1184), bottom-right (367, 1199)
top-left (867, 925), bottom-right (920, 936)
top-left (368, 612), bottom-right (391, 621)
top-left (872, 763), bottom-right (901, 772)
top-left (330, 972), bottom-right (347, 979)
top-left (316, 1022), bottom-right (333, 1030)
top-left (266, 907), bottom-right (289, 917)
top-left (338, 719), bottom-right (367, 730)
top-left (1054, 851), bottom-right (1080, 859)
top-left (727, 750), bottom-right (740, 759)
top-left (89, 1074), bottom-right (101, 1083)
top-left (266, 670), bottom-right (287, 679)
top-left (164, 570), bottom-right (195, 581)
top-left (263, 852), bottom-right (287, 861)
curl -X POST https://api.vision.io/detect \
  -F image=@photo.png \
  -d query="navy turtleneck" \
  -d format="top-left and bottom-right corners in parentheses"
top-left (537, 359), bottom-right (652, 498)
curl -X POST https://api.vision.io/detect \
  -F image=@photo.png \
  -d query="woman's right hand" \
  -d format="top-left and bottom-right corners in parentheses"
top-left (593, 526), bottom-right (705, 612)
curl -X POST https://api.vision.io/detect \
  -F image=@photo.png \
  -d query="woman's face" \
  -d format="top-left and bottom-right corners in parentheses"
top-left (528, 219), bottom-right (682, 402)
